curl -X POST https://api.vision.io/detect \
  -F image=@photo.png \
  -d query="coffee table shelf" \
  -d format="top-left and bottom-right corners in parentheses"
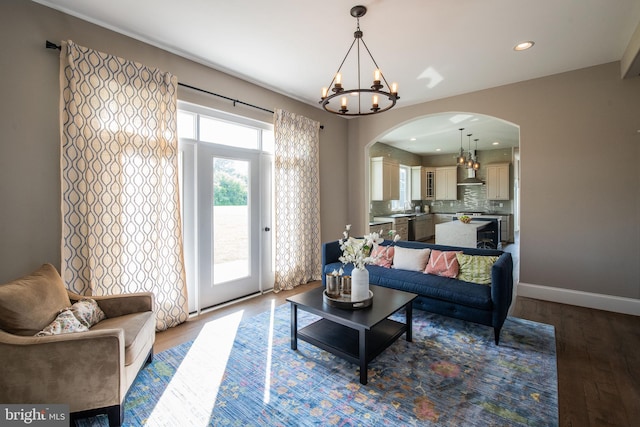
top-left (287, 284), bottom-right (417, 385)
top-left (298, 318), bottom-right (407, 366)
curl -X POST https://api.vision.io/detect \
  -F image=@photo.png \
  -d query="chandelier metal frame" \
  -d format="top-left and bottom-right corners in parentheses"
top-left (319, 5), bottom-right (399, 116)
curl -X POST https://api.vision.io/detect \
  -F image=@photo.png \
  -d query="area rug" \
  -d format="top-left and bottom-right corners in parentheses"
top-left (77, 304), bottom-right (557, 426)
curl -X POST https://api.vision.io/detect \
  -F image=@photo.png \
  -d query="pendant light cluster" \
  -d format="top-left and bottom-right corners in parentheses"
top-left (319, 5), bottom-right (399, 116)
top-left (456, 128), bottom-right (481, 170)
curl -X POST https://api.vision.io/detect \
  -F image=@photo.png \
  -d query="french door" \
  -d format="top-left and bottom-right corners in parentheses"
top-left (178, 103), bottom-right (274, 313)
top-left (197, 145), bottom-right (261, 308)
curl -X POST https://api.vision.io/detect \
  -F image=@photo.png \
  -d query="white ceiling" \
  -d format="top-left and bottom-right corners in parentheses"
top-left (35, 0), bottom-right (640, 154)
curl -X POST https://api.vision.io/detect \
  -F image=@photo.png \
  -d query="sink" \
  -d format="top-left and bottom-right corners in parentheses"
top-left (387, 213), bottom-right (416, 218)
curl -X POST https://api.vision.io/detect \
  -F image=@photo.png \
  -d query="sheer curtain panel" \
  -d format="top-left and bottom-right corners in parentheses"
top-left (273, 109), bottom-right (322, 291)
top-left (59, 40), bottom-right (188, 330)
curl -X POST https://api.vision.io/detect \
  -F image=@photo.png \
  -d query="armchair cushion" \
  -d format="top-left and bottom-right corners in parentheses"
top-left (0, 264), bottom-right (71, 336)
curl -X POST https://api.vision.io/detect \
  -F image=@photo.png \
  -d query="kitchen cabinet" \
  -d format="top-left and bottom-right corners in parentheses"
top-left (369, 221), bottom-right (393, 237)
top-left (435, 166), bottom-right (458, 200)
top-left (499, 214), bottom-right (514, 243)
top-left (486, 163), bottom-right (510, 200)
top-left (373, 216), bottom-right (409, 241)
top-left (433, 214), bottom-right (454, 225)
top-left (410, 166), bottom-right (425, 200)
top-left (415, 214), bottom-right (434, 240)
top-left (393, 217), bottom-right (409, 241)
top-left (371, 157), bottom-right (399, 201)
top-left (424, 167), bottom-right (435, 200)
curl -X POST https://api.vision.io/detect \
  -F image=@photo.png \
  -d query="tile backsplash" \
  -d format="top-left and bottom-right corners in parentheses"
top-left (370, 185), bottom-right (512, 219)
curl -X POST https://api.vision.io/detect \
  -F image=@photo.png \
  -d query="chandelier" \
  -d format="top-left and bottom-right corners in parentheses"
top-left (319, 5), bottom-right (399, 116)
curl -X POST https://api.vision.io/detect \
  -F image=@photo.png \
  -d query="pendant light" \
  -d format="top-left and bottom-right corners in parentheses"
top-left (456, 128), bottom-right (466, 166)
top-left (473, 138), bottom-right (481, 170)
top-left (466, 134), bottom-right (474, 169)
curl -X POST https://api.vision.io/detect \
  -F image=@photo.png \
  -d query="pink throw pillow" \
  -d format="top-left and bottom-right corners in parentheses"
top-left (371, 245), bottom-right (394, 268)
top-left (425, 250), bottom-right (462, 278)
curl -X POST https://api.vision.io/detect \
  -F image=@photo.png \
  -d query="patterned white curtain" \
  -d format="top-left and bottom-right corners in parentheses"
top-left (273, 109), bottom-right (322, 291)
top-left (59, 40), bottom-right (188, 330)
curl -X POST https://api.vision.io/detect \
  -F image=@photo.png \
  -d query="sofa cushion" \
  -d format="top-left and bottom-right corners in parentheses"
top-left (371, 245), bottom-right (394, 268)
top-left (0, 264), bottom-right (72, 336)
top-left (368, 265), bottom-right (493, 310)
top-left (425, 250), bottom-right (462, 278)
top-left (90, 311), bottom-right (155, 366)
top-left (392, 246), bottom-right (431, 271)
top-left (456, 253), bottom-right (499, 285)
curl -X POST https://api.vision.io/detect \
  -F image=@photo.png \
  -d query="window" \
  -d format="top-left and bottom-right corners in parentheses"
top-left (177, 102), bottom-right (273, 151)
top-left (391, 165), bottom-right (411, 211)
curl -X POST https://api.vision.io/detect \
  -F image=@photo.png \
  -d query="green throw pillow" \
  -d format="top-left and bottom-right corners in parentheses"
top-left (456, 253), bottom-right (499, 285)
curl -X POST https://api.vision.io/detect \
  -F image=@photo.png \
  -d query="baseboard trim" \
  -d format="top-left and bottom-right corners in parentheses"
top-left (517, 282), bottom-right (640, 316)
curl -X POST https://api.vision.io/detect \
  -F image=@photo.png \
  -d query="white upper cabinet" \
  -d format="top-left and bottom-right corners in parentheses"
top-left (486, 163), bottom-right (510, 200)
top-left (435, 166), bottom-right (458, 200)
top-left (371, 157), bottom-right (400, 201)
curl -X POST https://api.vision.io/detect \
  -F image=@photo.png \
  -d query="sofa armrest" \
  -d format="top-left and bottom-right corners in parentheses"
top-left (490, 252), bottom-right (514, 324)
top-left (0, 328), bottom-right (125, 410)
top-left (68, 290), bottom-right (154, 318)
top-left (321, 240), bottom-right (343, 285)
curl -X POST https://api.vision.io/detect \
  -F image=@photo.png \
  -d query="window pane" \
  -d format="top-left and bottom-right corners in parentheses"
top-left (262, 130), bottom-right (274, 153)
top-left (200, 116), bottom-right (259, 149)
top-left (178, 111), bottom-right (196, 139)
top-left (213, 157), bottom-right (249, 284)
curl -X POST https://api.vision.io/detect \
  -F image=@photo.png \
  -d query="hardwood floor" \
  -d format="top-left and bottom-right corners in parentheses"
top-left (155, 283), bottom-right (640, 427)
top-left (511, 297), bottom-right (640, 427)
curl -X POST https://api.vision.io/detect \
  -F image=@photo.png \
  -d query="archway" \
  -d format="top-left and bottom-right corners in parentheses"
top-left (364, 111), bottom-right (520, 282)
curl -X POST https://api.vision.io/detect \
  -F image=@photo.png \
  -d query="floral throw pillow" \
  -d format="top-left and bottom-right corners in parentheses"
top-left (34, 298), bottom-right (106, 336)
top-left (424, 250), bottom-right (462, 278)
top-left (70, 298), bottom-right (106, 328)
top-left (371, 245), bottom-right (394, 268)
top-left (35, 309), bottom-right (89, 336)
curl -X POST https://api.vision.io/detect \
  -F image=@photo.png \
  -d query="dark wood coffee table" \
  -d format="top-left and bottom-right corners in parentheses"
top-left (286, 284), bottom-right (417, 385)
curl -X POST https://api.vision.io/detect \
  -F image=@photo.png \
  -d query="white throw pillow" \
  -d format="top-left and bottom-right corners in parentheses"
top-left (392, 246), bottom-right (431, 272)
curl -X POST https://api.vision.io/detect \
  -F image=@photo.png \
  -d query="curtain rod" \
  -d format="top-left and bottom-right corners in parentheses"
top-left (46, 40), bottom-right (324, 129)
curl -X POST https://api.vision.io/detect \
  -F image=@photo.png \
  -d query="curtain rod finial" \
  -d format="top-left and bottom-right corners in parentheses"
top-left (46, 40), bottom-right (61, 50)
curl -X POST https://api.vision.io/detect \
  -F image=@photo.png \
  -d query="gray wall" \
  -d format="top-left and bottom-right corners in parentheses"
top-left (2, 1), bottom-right (639, 313)
top-left (348, 62), bottom-right (640, 304)
top-left (0, 0), bottom-right (349, 282)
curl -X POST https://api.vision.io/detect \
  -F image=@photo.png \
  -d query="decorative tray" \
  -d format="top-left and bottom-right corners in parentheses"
top-left (323, 290), bottom-right (373, 310)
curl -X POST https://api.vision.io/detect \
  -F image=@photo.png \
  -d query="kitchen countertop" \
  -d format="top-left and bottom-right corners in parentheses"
top-left (369, 220), bottom-right (393, 227)
top-left (435, 220), bottom-right (492, 248)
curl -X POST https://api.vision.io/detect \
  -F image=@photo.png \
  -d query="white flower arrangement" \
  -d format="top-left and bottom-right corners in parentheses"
top-left (338, 225), bottom-right (399, 270)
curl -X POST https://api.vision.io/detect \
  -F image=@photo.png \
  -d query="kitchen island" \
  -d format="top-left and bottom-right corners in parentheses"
top-left (435, 220), bottom-right (491, 248)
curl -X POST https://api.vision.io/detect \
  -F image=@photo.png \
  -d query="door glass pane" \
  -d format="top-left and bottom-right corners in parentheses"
top-left (201, 116), bottom-right (259, 149)
top-left (213, 158), bottom-right (250, 284)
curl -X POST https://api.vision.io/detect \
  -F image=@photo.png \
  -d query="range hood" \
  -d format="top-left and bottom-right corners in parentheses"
top-left (457, 168), bottom-right (484, 186)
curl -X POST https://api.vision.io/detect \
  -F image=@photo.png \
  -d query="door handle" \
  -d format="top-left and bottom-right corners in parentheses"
top-left (264, 227), bottom-right (271, 232)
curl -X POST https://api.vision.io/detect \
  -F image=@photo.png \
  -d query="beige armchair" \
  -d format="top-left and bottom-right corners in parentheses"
top-left (0, 264), bottom-right (155, 427)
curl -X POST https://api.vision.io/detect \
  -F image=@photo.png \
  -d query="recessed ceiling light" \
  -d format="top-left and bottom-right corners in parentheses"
top-left (410, 137), bottom-right (416, 141)
top-left (492, 141), bottom-right (500, 145)
top-left (514, 41), bottom-right (534, 51)
top-left (435, 148), bottom-right (441, 152)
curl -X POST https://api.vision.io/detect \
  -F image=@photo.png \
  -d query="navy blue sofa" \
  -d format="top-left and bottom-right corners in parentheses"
top-left (322, 240), bottom-right (514, 344)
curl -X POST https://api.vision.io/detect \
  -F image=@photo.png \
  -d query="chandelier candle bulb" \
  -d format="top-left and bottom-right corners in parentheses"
top-left (321, 87), bottom-right (328, 98)
top-left (373, 95), bottom-right (379, 107)
top-left (374, 69), bottom-right (381, 81)
top-left (391, 82), bottom-right (398, 95)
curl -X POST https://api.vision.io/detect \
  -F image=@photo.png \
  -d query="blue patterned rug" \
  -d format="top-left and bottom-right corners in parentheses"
top-left (77, 303), bottom-right (557, 426)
